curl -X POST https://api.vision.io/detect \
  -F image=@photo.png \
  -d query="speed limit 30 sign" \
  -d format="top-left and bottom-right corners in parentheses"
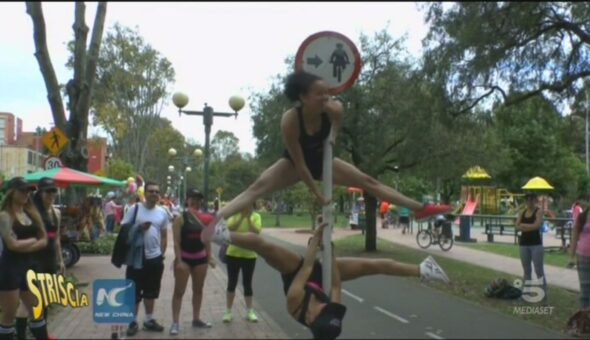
top-left (44, 157), bottom-right (63, 170)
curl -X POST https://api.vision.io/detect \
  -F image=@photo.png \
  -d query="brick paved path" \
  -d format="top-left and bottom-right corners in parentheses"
top-left (47, 235), bottom-right (289, 339)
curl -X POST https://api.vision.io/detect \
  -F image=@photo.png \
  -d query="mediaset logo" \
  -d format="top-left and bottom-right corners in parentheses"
top-left (512, 277), bottom-right (553, 315)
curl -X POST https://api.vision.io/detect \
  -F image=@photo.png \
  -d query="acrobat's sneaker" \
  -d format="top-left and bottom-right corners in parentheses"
top-left (420, 255), bottom-right (450, 284)
top-left (415, 204), bottom-right (452, 220)
top-left (203, 218), bottom-right (231, 245)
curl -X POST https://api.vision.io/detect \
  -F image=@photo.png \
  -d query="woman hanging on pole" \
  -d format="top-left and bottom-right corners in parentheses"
top-left (207, 216), bottom-right (449, 339)
top-left (203, 71), bottom-right (451, 240)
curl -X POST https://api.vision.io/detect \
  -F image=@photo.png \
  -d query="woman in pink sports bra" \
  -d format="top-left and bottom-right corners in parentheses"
top-left (570, 205), bottom-right (590, 309)
top-left (170, 188), bottom-right (215, 335)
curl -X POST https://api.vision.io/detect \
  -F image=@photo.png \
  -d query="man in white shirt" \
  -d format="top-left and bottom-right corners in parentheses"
top-left (122, 181), bottom-right (169, 337)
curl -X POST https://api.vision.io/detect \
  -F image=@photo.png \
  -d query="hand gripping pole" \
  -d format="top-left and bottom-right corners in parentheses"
top-left (321, 138), bottom-right (333, 295)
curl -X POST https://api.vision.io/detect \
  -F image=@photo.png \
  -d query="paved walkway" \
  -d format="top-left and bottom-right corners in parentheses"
top-left (47, 222), bottom-right (579, 339)
top-left (264, 224), bottom-right (580, 292)
top-left (48, 235), bottom-right (288, 339)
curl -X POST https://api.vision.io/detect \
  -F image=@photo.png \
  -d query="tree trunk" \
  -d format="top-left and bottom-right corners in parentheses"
top-left (27, 1), bottom-right (107, 205)
top-left (364, 194), bottom-right (377, 252)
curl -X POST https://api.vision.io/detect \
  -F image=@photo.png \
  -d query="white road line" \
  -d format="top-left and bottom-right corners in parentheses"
top-left (342, 289), bottom-right (364, 303)
top-left (373, 306), bottom-right (409, 324)
top-left (425, 331), bottom-right (445, 339)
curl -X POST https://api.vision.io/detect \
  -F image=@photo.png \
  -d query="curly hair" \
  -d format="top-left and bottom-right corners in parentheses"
top-left (284, 71), bottom-right (322, 102)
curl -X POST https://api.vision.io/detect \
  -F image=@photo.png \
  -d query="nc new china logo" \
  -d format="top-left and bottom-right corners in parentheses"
top-left (93, 280), bottom-right (135, 324)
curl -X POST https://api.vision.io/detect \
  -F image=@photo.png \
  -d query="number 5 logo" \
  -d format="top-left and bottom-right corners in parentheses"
top-left (514, 278), bottom-right (545, 303)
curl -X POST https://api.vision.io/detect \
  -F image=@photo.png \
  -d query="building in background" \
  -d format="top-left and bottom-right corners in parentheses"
top-left (0, 145), bottom-right (44, 177)
top-left (0, 112), bottom-right (22, 145)
top-left (0, 111), bottom-right (110, 178)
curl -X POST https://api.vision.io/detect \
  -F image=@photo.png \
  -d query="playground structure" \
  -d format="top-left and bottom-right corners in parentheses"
top-left (459, 166), bottom-right (525, 216)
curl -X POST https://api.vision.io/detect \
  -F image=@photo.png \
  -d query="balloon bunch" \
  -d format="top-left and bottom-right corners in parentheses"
top-left (126, 175), bottom-right (146, 201)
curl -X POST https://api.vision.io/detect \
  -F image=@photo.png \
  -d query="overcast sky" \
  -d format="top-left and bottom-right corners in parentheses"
top-left (0, 2), bottom-right (430, 155)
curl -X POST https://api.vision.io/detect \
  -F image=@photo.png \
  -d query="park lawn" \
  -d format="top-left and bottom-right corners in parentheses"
top-left (462, 242), bottom-right (571, 268)
top-left (259, 211), bottom-right (351, 229)
top-left (333, 235), bottom-right (577, 335)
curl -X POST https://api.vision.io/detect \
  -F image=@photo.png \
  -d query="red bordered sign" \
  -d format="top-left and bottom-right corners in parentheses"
top-left (295, 31), bottom-right (362, 94)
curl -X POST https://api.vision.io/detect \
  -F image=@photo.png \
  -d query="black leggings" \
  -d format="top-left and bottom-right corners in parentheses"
top-left (226, 256), bottom-right (256, 296)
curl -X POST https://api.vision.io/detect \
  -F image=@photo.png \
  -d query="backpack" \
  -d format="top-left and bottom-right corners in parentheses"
top-left (111, 205), bottom-right (139, 268)
top-left (566, 310), bottom-right (590, 337)
top-left (484, 278), bottom-right (522, 300)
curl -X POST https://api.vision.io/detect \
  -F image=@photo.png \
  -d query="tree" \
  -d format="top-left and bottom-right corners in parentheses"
top-left (90, 23), bottom-right (175, 173)
top-left (492, 94), bottom-right (587, 200)
top-left (26, 2), bottom-right (107, 171)
top-left (143, 117), bottom-right (188, 186)
top-left (107, 158), bottom-right (135, 181)
top-left (421, 2), bottom-right (590, 115)
top-left (210, 130), bottom-right (240, 162)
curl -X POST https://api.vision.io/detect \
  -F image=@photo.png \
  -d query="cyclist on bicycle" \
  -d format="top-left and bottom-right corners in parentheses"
top-left (433, 214), bottom-right (445, 239)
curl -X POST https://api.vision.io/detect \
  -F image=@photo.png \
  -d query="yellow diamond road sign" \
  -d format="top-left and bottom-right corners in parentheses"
top-left (42, 127), bottom-right (69, 156)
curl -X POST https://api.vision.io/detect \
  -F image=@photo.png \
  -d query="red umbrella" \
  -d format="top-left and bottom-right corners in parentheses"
top-left (23, 167), bottom-right (126, 188)
top-left (347, 187), bottom-right (363, 194)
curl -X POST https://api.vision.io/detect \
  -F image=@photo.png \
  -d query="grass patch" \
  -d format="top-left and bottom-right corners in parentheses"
top-left (334, 235), bottom-right (577, 334)
top-left (462, 242), bottom-right (571, 268)
top-left (259, 211), bottom-right (351, 229)
top-left (77, 234), bottom-right (116, 255)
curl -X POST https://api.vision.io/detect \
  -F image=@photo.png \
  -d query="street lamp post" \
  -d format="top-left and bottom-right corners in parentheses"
top-left (168, 147), bottom-right (202, 208)
top-left (172, 92), bottom-right (245, 211)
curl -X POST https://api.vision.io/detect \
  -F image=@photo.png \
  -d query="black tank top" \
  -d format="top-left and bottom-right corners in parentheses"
top-left (283, 107), bottom-right (332, 161)
top-left (180, 211), bottom-right (205, 253)
top-left (35, 205), bottom-right (58, 259)
top-left (296, 283), bottom-right (331, 326)
top-left (1, 212), bottom-right (39, 261)
top-left (519, 207), bottom-right (542, 246)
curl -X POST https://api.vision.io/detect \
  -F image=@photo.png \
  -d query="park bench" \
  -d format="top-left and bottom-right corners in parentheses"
top-left (484, 223), bottom-right (519, 244)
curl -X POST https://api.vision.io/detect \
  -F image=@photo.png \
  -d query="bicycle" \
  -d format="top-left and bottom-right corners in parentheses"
top-left (416, 218), bottom-right (454, 251)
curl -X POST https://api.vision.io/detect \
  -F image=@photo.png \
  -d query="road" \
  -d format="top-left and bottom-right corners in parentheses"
top-left (214, 235), bottom-right (567, 339)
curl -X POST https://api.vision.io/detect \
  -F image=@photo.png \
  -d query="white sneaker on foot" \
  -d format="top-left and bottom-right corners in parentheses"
top-left (169, 323), bottom-right (179, 336)
top-left (420, 255), bottom-right (450, 284)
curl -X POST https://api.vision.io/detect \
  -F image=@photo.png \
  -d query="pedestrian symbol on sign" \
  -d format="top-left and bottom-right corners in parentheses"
top-left (330, 43), bottom-right (350, 82)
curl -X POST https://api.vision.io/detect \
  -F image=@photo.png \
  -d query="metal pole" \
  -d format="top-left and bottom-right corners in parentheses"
top-left (203, 105), bottom-right (213, 212)
top-left (321, 138), bottom-right (333, 295)
top-left (586, 89), bottom-right (589, 175)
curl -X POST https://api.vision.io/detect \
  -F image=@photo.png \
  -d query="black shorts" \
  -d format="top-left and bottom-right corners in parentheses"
top-left (181, 256), bottom-right (208, 268)
top-left (399, 216), bottom-right (410, 225)
top-left (280, 257), bottom-right (323, 296)
top-left (282, 150), bottom-right (323, 181)
top-left (0, 257), bottom-right (31, 291)
top-left (125, 255), bottom-right (164, 303)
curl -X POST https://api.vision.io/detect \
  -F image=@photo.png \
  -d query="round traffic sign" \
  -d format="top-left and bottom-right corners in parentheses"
top-left (295, 31), bottom-right (362, 94)
top-left (44, 157), bottom-right (63, 170)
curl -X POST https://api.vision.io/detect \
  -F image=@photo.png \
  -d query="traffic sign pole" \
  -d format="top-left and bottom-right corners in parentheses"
top-left (295, 31), bottom-right (362, 94)
top-left (295, 31), bottom-right (361, 295)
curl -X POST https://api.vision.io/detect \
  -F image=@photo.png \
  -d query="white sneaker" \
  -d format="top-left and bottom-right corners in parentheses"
top-left (210, 218), bottom-right (231, 245)
top-left (420, 256), bottom-right (450, 284)
top-left (169, 323), bottom-right (179, 336)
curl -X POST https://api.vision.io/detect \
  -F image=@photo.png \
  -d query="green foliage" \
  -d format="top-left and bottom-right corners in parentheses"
top-left (77, 235), bottom-right (115, 255)
top-left (492, 95), bottom-right (587, 199)
top-left (91, 23), bottom-right (175, 173)
top-left (210, 130), bottom-right (240, 162)
top-left (421, 2), bottom-right (590, 114)
top-left (107, 158), bottom-right (135, 181)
